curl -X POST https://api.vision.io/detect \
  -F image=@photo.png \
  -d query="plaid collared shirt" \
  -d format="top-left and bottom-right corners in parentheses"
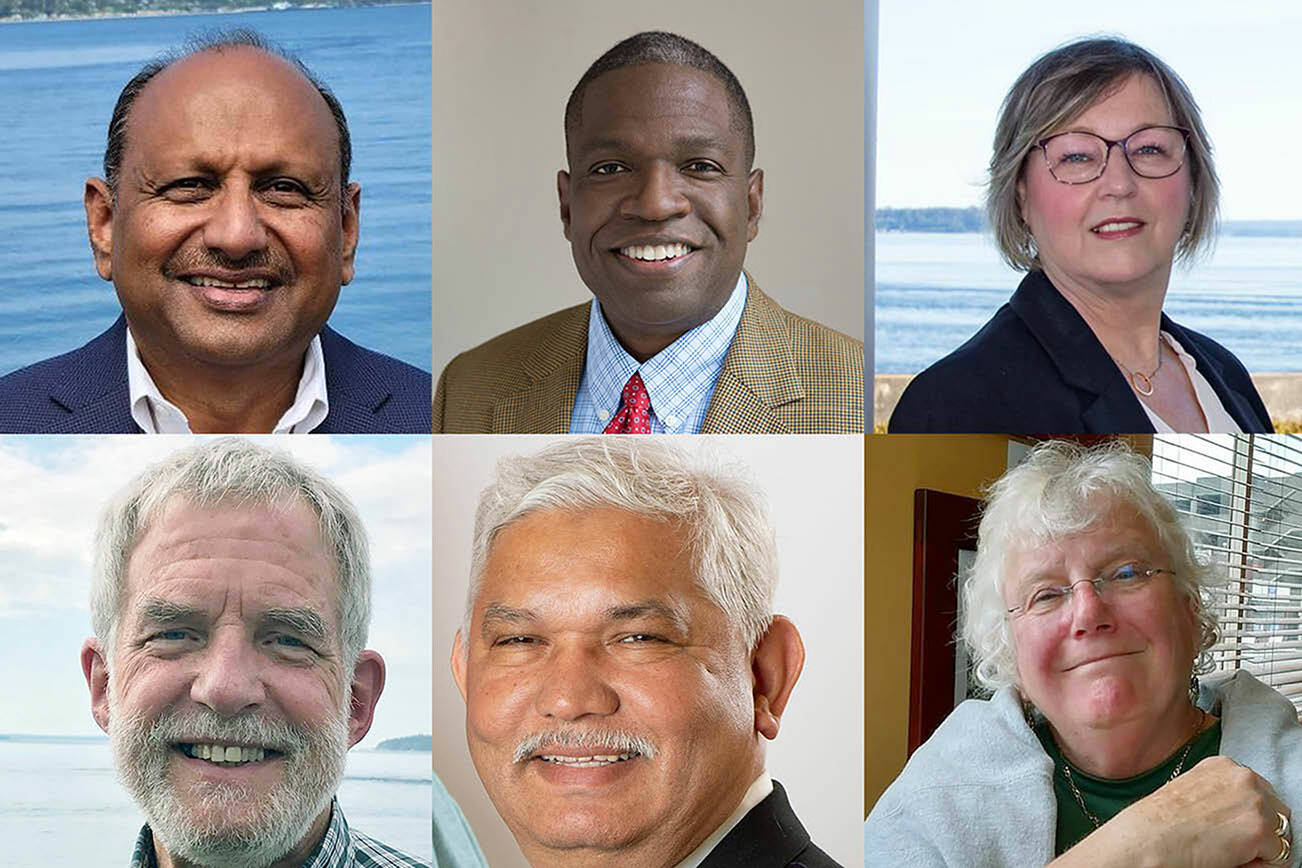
top-left (569, 271), bottom-right (748, 434)
top-left (129, 799), bottom-right (430, 868)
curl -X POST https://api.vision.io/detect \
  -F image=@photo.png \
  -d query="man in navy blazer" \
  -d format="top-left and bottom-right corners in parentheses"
top-left (0, 30), bottom-right (430, 434)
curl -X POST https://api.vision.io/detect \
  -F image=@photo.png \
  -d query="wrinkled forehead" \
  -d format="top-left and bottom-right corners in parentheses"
top-left (126, 493), bottom-right (335, 589)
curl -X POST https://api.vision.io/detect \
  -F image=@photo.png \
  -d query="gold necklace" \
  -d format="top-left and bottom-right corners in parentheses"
top-left (1060, 708), bottom-right (1206, 829)
top-left (1113, 340), bottom-right (1164, 397)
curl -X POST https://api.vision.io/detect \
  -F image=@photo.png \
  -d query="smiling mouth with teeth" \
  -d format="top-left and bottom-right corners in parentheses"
top-left (1091, 221), bottom-right (1142, 233)
top-left (178, 742), bottom-right (278, 765)
top-left (184, 276), bottom-right (274, 289)
top-left (536, 752), bottom-right (640, 768)
top-left (618, 242), bottom-right (693, 262)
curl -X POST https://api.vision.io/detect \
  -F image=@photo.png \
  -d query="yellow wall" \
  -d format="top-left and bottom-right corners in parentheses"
top-left (864, 434), bottom-right (1011, 814)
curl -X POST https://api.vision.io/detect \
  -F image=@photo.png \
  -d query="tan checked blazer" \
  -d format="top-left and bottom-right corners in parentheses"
top-left (433, 275), bottom-right (864, 433)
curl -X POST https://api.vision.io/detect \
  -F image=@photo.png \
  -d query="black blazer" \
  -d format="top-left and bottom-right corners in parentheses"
top-left (699, 780), bottom-right (841, 868)
top-left (888, 270), bottom-right (1273, 434)
top-left (0, 315), bottom-right (432, 433)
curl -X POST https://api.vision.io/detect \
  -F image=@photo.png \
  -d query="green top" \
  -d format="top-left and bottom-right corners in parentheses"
top-left (1035, 717), bottom-right (1223, 855)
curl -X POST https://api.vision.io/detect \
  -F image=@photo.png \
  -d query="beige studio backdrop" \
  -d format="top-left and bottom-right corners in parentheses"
top-left (432, 0), bottom-right (865, 381)
top-left (432, 435), bottom-right (865, 868)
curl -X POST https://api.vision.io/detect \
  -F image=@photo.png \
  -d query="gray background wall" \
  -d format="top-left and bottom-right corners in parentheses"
top-left (433, 0), bottom-right (865, 380)
top-left (432, 435), bottom-right (864, 868)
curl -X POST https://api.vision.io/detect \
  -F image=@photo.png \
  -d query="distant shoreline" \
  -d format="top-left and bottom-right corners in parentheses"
top-left (1, 0), bottom-right (422, 25)
top-left (877, 207), bottom-right (1302, 238)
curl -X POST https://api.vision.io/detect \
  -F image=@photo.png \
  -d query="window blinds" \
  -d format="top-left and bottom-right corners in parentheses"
top-left (1151, 435), bottom-right (1302, 715)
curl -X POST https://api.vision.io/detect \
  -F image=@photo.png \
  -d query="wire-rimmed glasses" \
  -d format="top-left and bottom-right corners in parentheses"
top-left (1035, 125), bottom-right (1191, 184)
top-left (1006, 562), bottom-right (1175, 618)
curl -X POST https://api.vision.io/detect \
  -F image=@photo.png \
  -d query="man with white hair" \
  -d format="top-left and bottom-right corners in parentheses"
top-left (78, 438), bottom-right (466, 868)
top-left (450, 438), bottom-right (839, 867)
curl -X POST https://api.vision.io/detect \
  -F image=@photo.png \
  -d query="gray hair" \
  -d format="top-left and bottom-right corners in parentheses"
top-left (103, 28), bottom-right (351, 203)
top-left (91, 438), bottom-right (371, 667)
top-left (986, 37), bottom-right (1219, 271)
top-left (466, 439), bottom-right (777, 649)
top-left (961, 440), bottom-right (1220, 692)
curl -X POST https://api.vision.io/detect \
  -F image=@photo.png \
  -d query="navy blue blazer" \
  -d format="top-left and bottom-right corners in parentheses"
top-left (699, 781), bottom-right (841, 868)
top-left (0, 316), bottom-right (432, 433)
top-left (888, 270), bottom-right (1273, 434)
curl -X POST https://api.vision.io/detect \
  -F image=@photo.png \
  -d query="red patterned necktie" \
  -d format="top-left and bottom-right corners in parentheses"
top-left (603, 372), bottom-right (653, 434)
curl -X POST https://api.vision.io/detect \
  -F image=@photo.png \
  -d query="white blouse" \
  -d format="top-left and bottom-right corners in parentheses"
top-left (1138, 330), bottom-right (1242, 434)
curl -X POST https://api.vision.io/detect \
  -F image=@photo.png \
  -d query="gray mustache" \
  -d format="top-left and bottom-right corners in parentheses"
top-left (512, 728), bottom-right (658, 763)
top-left (144, 708), bottom-right (311, 756)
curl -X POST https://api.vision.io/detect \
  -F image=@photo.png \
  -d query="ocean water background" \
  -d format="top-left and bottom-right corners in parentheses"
top-left (0, 737), bottom-right (433, 865)
top-left (0, 4), bottom-right (432, 377)
top-left (875, 232), bottom-right (1302, 374)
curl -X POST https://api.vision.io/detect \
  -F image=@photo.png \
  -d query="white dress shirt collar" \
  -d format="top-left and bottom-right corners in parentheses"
top-left (126, 327), bottom-right (329, 434)
top-left (569, 271), bottom-right (748, 434)
top-left (672, 771), bottom-right (773, 868)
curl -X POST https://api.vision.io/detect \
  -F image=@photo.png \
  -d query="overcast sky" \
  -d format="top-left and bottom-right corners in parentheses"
top-left (0, 435), bottom-right (430, 748)
top-left (878, 0), bottom-right (1302, 220)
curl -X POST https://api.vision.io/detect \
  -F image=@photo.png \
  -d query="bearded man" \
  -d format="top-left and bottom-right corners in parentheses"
top-left (78, 438), bottom-right (465, 867)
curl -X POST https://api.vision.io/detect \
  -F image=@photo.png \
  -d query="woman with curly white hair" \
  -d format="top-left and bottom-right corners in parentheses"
top-left (865, 440), bottom-right (1300, 866)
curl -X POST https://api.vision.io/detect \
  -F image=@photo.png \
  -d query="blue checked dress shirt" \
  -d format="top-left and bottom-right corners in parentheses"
top-left (129, 798), bottom-right (439, 868)
top-left (569, 272), bottom-right (748, 433)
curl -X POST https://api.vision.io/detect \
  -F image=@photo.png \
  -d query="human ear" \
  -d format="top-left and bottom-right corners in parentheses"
top-left (340, 182), bottom-right (362, 286)
top-left (84, 178), bottom-right (115, 282)
top-left (346, 649), bottom-right (385, 747)
top-left (750, 615), bottom-right (805, 740)
top-left (81, 638), bottom-right (111, 734)
top-left (557, 170), bottom-right (572, 241)
top-left (746, 168), bottom-right (764, 242)
top-left (450, 630), bottom-right (469, 702)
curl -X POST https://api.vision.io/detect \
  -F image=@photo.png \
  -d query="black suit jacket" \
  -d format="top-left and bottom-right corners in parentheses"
top-left (888, 270), bottom-right (1273, 434)
top-left (698, 780), bottom-right (841, 868)
top-left (0, 316), bottom-right (432, 433)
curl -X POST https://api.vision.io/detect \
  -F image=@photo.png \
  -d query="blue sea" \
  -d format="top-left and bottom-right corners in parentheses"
top-left (0, 737), bottom-right (433, 866)
top-left (0, 4), bottom-right (431, 376)
top-left (875, 231), bottom-right (1302, 374)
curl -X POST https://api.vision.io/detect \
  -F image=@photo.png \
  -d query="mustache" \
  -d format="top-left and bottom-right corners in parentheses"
top-left (163, 247), bottom-right (293, 283)
top-left (512, 728), bottom-right (658, 764)
top-left (123, 706), bottom-right (312, 757)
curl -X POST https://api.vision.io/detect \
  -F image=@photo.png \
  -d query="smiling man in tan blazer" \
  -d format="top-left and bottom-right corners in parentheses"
top-left (433, 31), bottom-right (863, 435)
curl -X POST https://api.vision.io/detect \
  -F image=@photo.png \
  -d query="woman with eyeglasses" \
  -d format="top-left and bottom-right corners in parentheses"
top-left (865, 441), bottom-right (1299, 866)
top-left (888, 38), bottom-right (1272, 433)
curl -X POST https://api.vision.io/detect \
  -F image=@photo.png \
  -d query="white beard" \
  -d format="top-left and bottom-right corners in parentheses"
top-left (108, 696), bottom-right (350, 868)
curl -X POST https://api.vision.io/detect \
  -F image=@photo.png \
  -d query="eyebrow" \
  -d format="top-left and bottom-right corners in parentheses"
top-left (1017, 544), bottom-right (1154, 589)
top-left (1060, 121), bottom-right (1173, 139)
top-left (260, 607), bottom-right (330, 645)
top-left (133, 598), bottom-right (329, 644)
top-left (478, 599), bottom-right (690, 636)
top-left (479, 603), bottom-right (538, 636)
top-left (136, 597), bottom-right (206, 625)
top-left (603, 599), bottom-right (690, 633)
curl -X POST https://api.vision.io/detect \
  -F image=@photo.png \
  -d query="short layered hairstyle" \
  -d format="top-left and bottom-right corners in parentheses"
top-left (91, 438), bottom-right (372, 667)
top-left (467, 438), bottom-right (777, 649)
top-left (987, 37), bottom-right (1219, 271)
top-left (961, 440), bottom-right (1220, 692)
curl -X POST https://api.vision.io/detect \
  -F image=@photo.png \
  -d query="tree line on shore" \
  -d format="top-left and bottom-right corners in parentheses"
top-left (2, 0), bottom-right (406, 20)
